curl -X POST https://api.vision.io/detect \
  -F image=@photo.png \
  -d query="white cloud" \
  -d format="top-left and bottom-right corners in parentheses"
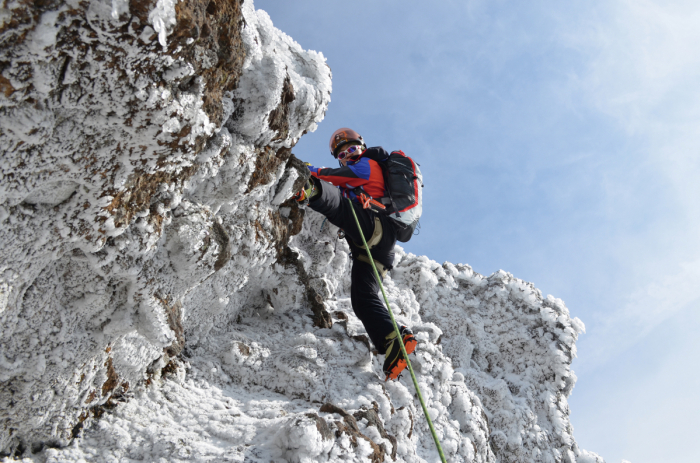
top-left (580, 260), bottom-right (700, 370)
top-left (558, 0), bottom-right (700, 367)
top-left (569, 0), bottom-right (700, 131)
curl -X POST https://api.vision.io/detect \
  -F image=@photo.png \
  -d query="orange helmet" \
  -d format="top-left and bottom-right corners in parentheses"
top-left (329, 128), bottom-right (365, 157)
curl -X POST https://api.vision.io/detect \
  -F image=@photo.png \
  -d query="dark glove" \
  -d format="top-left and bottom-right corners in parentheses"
top-left (294, 178), bottom-right (317, 204)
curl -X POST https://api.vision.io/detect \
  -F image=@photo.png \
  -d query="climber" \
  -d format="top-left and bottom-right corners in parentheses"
top-left (295, 128), bottom-right (417, 381)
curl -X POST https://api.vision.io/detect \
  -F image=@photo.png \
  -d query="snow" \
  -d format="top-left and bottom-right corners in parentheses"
top-left (29, 11), bottom-right (60, 54)
top-left (9, 211), bottom-right (600, 462)
top-left (0, 0), bottom-right (604, 462)
top-left (110, 0), bottom-right (129, 20)
top-left (149, 0), bottom-right (179, 47)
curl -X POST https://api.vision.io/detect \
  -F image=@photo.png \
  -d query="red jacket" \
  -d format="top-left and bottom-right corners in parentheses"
top-left (307, 155), bottom-right (385, 199)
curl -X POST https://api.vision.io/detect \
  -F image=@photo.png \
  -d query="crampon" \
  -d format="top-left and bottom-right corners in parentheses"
top-left (383, 327), bottom-right (417, 381)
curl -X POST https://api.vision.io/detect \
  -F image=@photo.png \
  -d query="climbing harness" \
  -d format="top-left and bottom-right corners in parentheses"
top-left (349, 216), bottom-right (387, 277)
top-left (357, 253), bottom-right (388, 279)
top-left (352, 216), bottom-right (383, 249)
top-left (347, 199), bottom-right (446, 463)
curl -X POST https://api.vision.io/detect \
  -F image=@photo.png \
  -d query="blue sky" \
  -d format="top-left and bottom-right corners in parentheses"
top-left (255, 1), bottom-right (700, 461)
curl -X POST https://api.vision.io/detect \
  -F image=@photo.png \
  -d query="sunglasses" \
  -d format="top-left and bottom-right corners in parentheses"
top-left (337, 145), bottom-right (363, 160)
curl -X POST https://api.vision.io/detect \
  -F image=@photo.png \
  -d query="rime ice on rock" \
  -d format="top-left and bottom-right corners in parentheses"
top-left (1, 1), bottom-right (603, 462)
top-left (0, 0), bottom-right (328, 455)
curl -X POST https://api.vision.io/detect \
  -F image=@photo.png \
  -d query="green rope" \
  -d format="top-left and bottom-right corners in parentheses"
top-left (347, 199), bottom-right (447, 463)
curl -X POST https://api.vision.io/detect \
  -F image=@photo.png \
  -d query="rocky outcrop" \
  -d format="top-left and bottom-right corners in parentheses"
top-left (0, 0), bottom-right (330, 455)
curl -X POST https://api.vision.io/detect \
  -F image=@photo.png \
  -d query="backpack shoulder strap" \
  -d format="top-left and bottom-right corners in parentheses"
top-left (361, 146), bottom-right (390, 163)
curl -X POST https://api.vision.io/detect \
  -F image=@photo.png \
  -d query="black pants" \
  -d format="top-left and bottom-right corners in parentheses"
top-left (308, 179), bottom-right (397, 354)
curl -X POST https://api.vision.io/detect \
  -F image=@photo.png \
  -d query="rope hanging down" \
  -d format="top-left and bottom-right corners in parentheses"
top-left (347, 199), bottom-right (447, 463)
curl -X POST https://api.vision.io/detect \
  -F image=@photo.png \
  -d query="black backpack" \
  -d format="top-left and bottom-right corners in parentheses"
top-left (362, 147), bottom-right (423, 242)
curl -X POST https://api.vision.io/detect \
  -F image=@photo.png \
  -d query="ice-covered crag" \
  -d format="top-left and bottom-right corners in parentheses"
top-left (28, 212), bottom-right (605, 463)
top-left (1, 0), bottom-right (329, 455)
top-left (1, 1), bottom-right (604, 462)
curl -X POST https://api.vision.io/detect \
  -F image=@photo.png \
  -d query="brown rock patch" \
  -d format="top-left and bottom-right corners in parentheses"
top-left (101, 357), bottom-right (119, 397)
top-left (268, 74), bottom-right (295, 141)
top-left (168, 0), bottom-right (246, 126)
top-left (320, 403), bottom-right (388, 463)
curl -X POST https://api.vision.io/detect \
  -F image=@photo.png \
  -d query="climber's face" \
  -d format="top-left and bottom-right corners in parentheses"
top-left (337, 142), bottom-right (361, 166)
top-left (338, 143), bottom-right (351, 166)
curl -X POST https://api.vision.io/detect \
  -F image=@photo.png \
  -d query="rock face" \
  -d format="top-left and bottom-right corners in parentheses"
top-left (0, 1), bottom-right (604, 462)
top-left (0, 0), bottom-right (329, 455)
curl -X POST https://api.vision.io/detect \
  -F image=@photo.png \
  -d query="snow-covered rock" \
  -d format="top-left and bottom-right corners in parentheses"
top-left (0, 1), bottom-right (603, 462)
